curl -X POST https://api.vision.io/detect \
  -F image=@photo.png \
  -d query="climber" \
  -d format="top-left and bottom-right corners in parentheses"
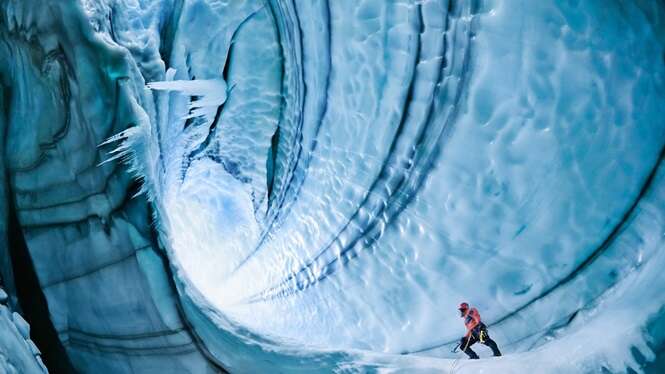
top-left (458, 302), bottom-right (502, 359)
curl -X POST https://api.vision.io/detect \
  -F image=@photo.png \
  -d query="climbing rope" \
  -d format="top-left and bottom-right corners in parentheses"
top-left (448, 357), bottom-right (461, 374)
top-left (448, 337), bottom-right (471, 374)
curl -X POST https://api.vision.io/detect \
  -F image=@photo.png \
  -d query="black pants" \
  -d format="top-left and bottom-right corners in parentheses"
top-left (460, 326), bottom-right (502, 359)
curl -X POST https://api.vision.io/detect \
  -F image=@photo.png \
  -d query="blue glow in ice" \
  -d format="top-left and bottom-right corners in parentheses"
top-left (0, 0), bottom-right (664, 372)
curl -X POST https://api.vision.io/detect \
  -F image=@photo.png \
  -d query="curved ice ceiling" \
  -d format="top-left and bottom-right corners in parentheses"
top-left (0, 0), bottom-right (664, 373)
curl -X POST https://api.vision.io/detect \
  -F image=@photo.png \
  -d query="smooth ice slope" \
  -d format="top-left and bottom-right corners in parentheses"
top-left (0, 0), bottom-right (664, 373)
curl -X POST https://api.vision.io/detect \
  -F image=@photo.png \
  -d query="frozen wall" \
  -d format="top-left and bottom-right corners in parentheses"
top-left (0, 286), bottom-right (47, 373)
top-left (0, 1), bottom-right (220, 372)
top-left (0, 0), bottom-right (664, 373)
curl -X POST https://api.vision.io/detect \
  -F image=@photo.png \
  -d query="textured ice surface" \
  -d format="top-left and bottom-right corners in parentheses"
top-left (0, 0), bottom-right (219, 372)
top-left (0, 287), bottom-right (47, 373)
top-left (0, 0), bottom-right (664, 373)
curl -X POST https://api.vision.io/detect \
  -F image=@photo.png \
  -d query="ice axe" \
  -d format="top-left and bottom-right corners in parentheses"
top-left (451, 342), bottom-right (460, 353)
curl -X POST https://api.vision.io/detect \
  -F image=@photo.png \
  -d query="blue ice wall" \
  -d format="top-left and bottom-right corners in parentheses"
top-left (0, 286), bottom-right (47, 373)
top-left (1, 0), bottom-right (664, 373)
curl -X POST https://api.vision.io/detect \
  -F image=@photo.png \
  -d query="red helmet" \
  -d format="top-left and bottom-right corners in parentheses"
top-left (458, 302), bottom-right (469, 310)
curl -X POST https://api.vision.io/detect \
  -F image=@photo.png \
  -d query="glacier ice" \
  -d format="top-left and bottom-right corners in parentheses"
top-left (0, 286), bottom-right (48, 373)
top-left (0, 0), bottom-right (664, 373)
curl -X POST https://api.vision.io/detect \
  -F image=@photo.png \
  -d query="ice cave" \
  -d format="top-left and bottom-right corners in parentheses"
top-left (0, 0), bottom-right (664, 373)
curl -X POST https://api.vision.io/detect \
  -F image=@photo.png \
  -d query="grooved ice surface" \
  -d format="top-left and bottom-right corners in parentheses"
top-left (152, 0), bottom-right (665, 371)
top-left (0, 0), bottom-right (664, 373)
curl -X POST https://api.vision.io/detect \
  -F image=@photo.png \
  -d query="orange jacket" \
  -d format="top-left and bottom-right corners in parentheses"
top-left (463, 307), bottom-right (481, 337)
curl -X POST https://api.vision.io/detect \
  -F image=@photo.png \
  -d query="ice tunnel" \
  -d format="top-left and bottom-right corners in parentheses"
top-left (0, 0), bottom-right (664, 373)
